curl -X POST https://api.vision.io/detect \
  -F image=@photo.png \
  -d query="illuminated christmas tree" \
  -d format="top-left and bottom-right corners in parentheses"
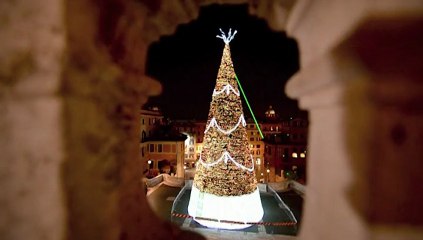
top-left (188, 29), bottom-right (264, 229)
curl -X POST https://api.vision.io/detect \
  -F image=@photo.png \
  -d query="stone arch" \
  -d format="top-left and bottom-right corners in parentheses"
top-left (2, 1), bottom-right (422, 240)
top-left (63, 1), bottom-right (423, 238)
top-left (60, 1), bottom-right (301, 239)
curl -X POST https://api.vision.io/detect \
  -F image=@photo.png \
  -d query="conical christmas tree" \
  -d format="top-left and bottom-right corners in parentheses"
top-left (188, 29), bottom-right (264, 229)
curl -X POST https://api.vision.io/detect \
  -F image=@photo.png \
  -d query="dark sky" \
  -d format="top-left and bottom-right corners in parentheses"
top-left (146, 4), bottom-right (300, 120)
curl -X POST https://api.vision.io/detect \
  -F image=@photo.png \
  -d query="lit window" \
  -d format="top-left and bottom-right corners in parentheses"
top-left (292, 152), bottom-right (298, 158)
top-left (256, 158), bottom-right (261, 165)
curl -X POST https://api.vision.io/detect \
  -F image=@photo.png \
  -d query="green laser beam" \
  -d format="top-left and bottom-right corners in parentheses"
top-left (234, 74), bottom-right (264, 139)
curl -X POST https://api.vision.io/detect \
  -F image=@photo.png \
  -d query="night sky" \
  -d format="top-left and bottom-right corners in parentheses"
top-left (146, 4), bottom-right (300, 120)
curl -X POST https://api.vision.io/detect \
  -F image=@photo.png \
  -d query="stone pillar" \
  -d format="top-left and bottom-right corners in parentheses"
top-left (0, 0), bottom-right (66, 239)
top-left (347, 16), bottom-right (423, 240)
top-left (286, 0), bottom-right (423, 239)
top-left (287, 53), bottom-right (369, 240)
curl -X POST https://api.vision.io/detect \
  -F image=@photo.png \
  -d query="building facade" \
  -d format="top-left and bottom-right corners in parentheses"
top-left (140, 107), bottom-right (164, 142)
top-left (141, 139), bottom-right (185, 178)
top-left (172, 120), bottom-right (206, 169)
top-left (246, 120), bottom-right (265, 182)
top-left (140, 107), bottom-right (186, 178)
top-left (264, 116), bottom-right (308, 182)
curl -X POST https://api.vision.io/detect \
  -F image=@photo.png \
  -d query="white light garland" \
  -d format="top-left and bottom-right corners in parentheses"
top-left (204, 114), bottom-right (246, 135)
top-left (213, 84), bottom-right (240, 96)
top-left (198, 151), bottom-right (254, 172)
top-left (216, 28), bottom-right (237, 44)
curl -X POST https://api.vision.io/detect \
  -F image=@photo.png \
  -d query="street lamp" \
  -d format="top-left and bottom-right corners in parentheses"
top-left (266, 169), bottom-right (270, 183)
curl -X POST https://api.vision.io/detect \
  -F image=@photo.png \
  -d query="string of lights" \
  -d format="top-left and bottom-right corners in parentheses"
top-left (212, 83), bottom-right (240, 96)
top-left (204, 114), bottom-right (246, 135)
top-left (197, 150), bottom-right (254, 172)
top-left (216, 28), bottom-right (237, 44)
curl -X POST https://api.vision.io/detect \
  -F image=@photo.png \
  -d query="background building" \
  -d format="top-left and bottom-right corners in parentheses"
top-left (172, 120), bottom-right (206, 170)
top-left (261, 106), bottom-right (308, 183)
top-left (140, 106), bottom-right (164, 142)
top-left (140, 107), bottom-right (186, 178)
top-left (264, 116), bottom-right (308, 183)
top-left (246, 119), bottom-right (265, 182)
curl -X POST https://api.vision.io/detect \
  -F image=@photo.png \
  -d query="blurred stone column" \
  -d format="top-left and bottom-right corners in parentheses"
top-left (286, 0), bottom-right (423, 239)
top-left (0, 0), bottom-right (66, 239)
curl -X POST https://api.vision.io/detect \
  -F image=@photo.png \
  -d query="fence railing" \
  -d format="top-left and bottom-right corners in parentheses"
top-left (288, 180), bottom-right (306, 196)
top-left (144, 174), bottom-right (185, 188)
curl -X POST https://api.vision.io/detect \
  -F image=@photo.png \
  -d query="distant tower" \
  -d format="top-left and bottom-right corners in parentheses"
top-left (265, 105), bottom-right (276, 119)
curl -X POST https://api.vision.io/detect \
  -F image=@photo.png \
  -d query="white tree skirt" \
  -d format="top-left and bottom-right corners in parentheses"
top-left (188, 184), bottom-right (264, 229)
